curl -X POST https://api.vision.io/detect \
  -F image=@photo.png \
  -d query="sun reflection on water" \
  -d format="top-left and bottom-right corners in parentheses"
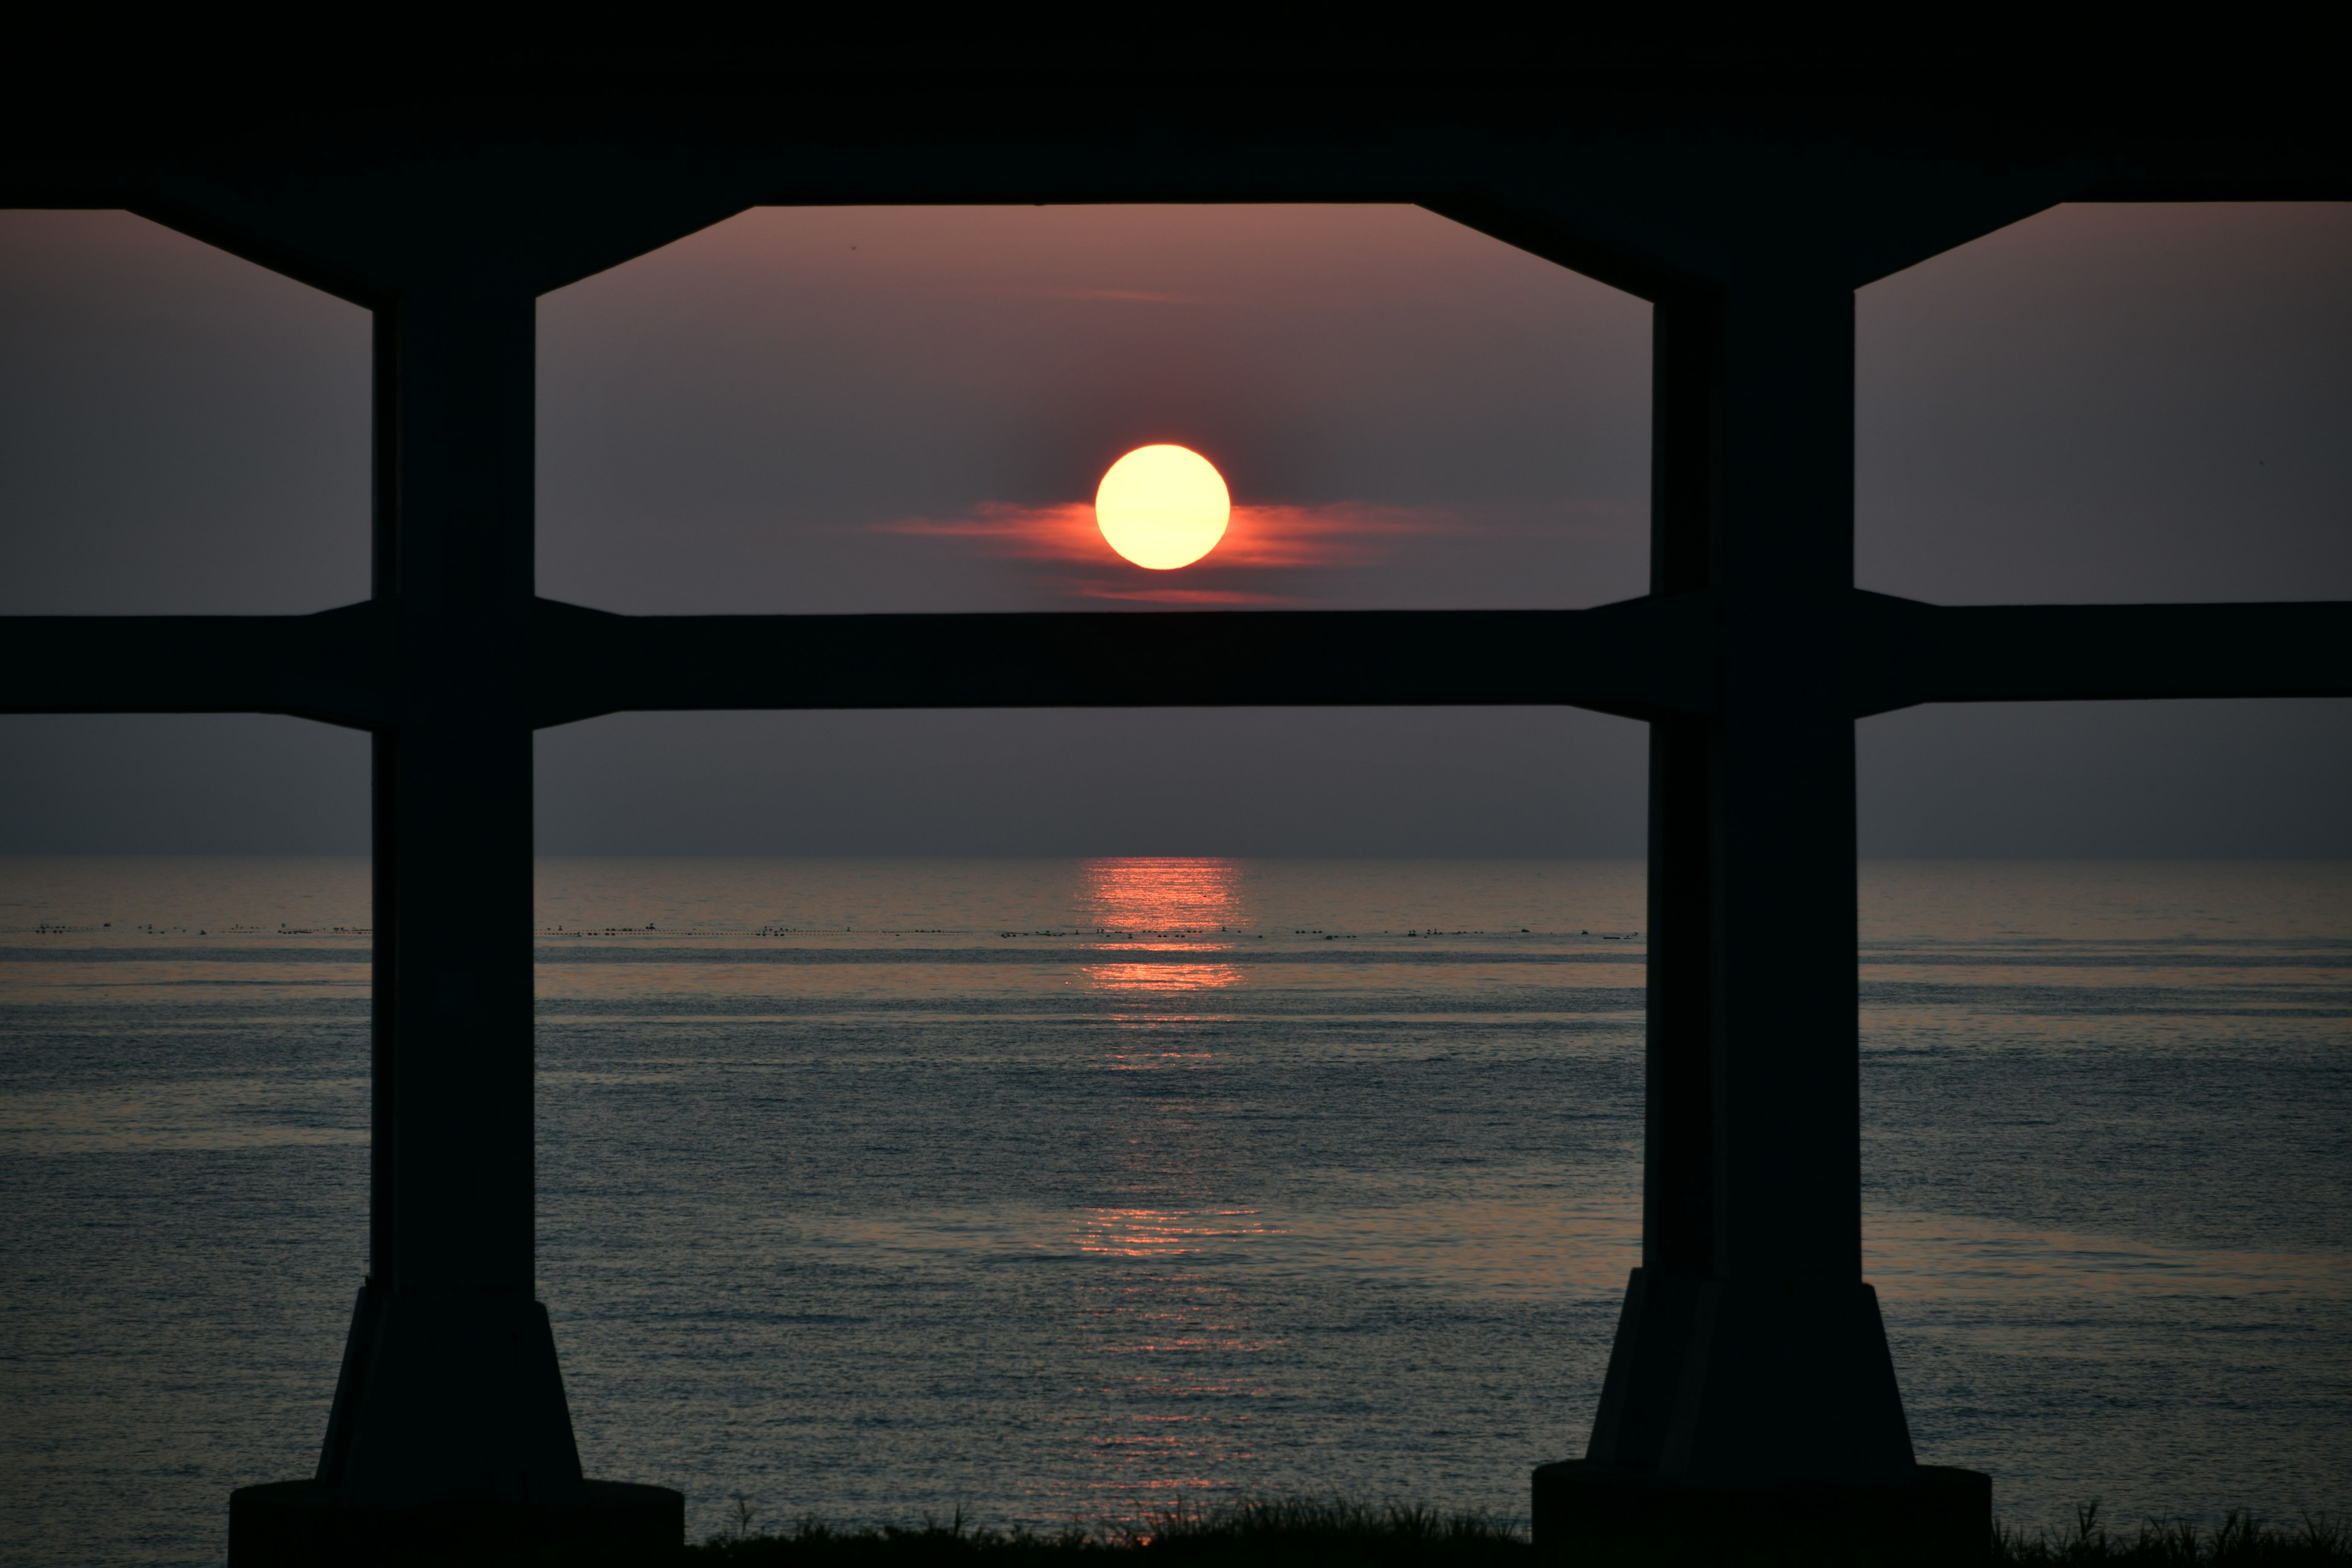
top-left (1074, 1207), bottom-right (1279, 1260)
top-left (1067, 862), bottom-right (1266, 1510)
top-left (1079, 859), bottom-right (1245, 996)
top-left (1080, 858), bottom-right (1245, 932)
top-left (1085, 962), bottom-right (1242, 992)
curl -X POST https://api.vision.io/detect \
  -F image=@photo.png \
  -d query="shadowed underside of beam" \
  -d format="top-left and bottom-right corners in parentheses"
top-left (1, 593), bottom-right (2346, 729)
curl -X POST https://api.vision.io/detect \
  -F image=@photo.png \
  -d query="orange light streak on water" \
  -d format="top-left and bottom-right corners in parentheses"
top-left (1080, 858), bottom-right (1244, 935)
top-left (1082, 962), bottom-right (1242, 993)
top-left (1078, 859), bottom-right (1246, 1000)
top-left (1073, 1207), bottom-right (1278, 1261)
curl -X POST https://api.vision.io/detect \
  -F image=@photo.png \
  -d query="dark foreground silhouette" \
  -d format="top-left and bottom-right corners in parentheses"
top-left (382, 1497), bottom-right (2346, 1567)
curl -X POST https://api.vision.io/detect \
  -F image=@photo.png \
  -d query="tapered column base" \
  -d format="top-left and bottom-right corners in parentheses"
top-left (228, 1479), bottom-right (684, 1566)
top-left (1532, 1460), bottom-right (1991, 1566)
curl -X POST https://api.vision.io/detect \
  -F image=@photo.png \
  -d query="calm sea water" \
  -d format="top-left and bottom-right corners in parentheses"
top-left (1, 857), bottom-right (2346, 1566)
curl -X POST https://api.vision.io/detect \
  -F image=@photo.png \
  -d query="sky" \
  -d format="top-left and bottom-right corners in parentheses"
top-left (0, 202), bottom-right (2345, 857)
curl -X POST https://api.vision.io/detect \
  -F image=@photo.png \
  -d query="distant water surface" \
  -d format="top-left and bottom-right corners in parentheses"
top-left (0, 857), bottom-right (2345, 1566)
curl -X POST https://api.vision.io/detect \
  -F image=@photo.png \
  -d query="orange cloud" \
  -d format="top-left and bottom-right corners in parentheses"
top-left (873, 500), bottom-right (1468, 571)
top-left (1071, 583), bottom-right (1308, 606)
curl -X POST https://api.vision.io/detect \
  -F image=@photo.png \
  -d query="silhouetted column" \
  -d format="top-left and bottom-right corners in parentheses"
top-left (1657, 278), bottom-right (1912, 1486)
top-left (1585, 295), bottom-right (1716, 1469)
top-left (1585, 280), bottom-right (1912, 1486)
top-left (314, 284), bottom-right (584, 1504)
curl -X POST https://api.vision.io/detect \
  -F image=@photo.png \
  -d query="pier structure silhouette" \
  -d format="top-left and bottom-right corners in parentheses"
top-left (3, 74), bottom-right (2345, 1565)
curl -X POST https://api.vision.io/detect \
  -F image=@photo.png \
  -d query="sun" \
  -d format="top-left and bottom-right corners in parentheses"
top-left (1095, 445), bottom-right (1231, 570)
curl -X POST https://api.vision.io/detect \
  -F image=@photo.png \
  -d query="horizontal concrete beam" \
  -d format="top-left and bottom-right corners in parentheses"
top-left (0, 601), bottom-right (391, 729)
top-left (527, 592), bottom-right (1721, 728)
top-left (6, 592), bottom-right (2346, 729)
top-left (1852, 592), bottom-right (2352, 715)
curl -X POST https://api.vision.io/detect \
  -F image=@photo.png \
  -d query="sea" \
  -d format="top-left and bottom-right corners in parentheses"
top-left (1, 857), bottom-right (2346, 1566)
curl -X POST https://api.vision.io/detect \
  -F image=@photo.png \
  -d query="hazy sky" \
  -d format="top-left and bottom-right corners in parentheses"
top-left (1, 202), bottom-right (2345, 856)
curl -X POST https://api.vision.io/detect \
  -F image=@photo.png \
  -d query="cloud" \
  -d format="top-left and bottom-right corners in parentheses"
top-left (1067, 582), bottom-right (1307, 606)
top-left (872, 500), bottom-right (1475, 573)
top-left (1020, 287), bottom-right (1213, 305)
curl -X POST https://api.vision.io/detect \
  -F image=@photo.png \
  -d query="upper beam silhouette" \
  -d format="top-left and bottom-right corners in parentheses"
top-left (7, 79), bottom-right (2344, 312)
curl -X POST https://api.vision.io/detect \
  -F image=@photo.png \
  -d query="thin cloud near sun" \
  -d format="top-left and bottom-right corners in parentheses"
top-left (872, 499), bottom-right (1485, 603)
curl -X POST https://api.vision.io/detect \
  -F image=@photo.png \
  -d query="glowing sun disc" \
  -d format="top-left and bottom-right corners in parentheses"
top-left (1095, 445), bottom-right (1231, 570)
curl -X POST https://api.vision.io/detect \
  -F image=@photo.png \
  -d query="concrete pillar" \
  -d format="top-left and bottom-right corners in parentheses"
top-left (1661, 278), bottom-right (1912, 1484)
top-left (1539, 281), bottom-right (1988, 1556)
top-left (1581, 293), bottom-right (1721, 1472)
top-left (229, 284), bottom-right (678, 1563)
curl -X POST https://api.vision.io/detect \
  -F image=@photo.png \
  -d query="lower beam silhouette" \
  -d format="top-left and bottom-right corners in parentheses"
top-left (7, 591), bottom-right (2344, 731)
top-left (524, 591), bottom-right (1722, 726)
top-left (1853, 593), bottom-right (2352, 714)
